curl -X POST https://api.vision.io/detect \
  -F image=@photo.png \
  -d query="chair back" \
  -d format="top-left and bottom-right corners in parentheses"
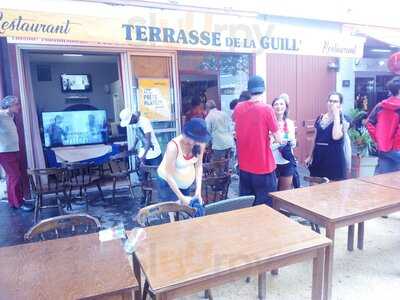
top-left (202, 175), bottom-right (231, 204)
top-left (303, 176), bottom-right (330, 186)
top-left (204, 195), bottom-right (255, 215)
top-left (140, 164), bottom-right (159, 204)
top-left (27, 168), bottom-right (66, 194)
top-left (62, 162), bottom-right (99, 186)
top-left (203, 159), bottom-right (230, 177)
top-left (24, 213), bottom-right (101, 241)
top-left (136, 202), bottom-right (195, 227)
top-left (108, 151), bottom-right (132, 174)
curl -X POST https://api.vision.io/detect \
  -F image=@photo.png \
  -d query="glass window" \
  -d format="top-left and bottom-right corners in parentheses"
top-left (178, 52), bottom-right (252, 120)
top-left (130, 55), bottom-right (178, 151)
top-left (219, 54), bottom-right (250, 114)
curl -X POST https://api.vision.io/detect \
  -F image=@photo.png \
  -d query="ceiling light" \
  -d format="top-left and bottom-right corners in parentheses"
top-left (62, 54), bottom-right (83, 57)
top-left (378, 60), bottom-right (385, 66)
top-left (370, 49), bottom-right (391, 53)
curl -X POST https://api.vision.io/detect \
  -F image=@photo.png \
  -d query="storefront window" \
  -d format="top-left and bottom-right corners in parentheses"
top-left (219, 54), bottom-right (250, 114)
top-left (130, 55), bottom-right (178, 153)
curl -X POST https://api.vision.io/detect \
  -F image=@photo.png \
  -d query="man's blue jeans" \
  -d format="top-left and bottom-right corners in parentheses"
top-left (375, 151), bottom-right (400, 175)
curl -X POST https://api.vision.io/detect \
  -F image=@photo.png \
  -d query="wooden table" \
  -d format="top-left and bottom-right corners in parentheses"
top-left (359, 171), bottom-right (400, 190)
top-left (130, 205), bottom-right (331, 300)
top-left (271, 178), bottom-right (400, 300)
top-left (0, 233), bottom-right (137, 300)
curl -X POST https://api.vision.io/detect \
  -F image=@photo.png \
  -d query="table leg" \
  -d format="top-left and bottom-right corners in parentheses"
top-left (122, 289), bottom-right (133, 300)
top-left (271, 199), bottom-right (280, 276)
top-left (347, 225), bottom-right (354, 251)
top-left (258, 272), bottom-right (267, 300)
top-left (155, 293), bottom-right (168, 300)
top-left (357, 222), bottom-right (364, 250)
top-left (312, 248), bottom-right (325, 300)
top-left (323, 223), bottom-right (335, 300)
top-left (132, 254), bottom-right (141, 300)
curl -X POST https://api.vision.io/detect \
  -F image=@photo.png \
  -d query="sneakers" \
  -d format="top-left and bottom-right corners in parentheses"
top-left (19, 203), bottom-right (34, 212)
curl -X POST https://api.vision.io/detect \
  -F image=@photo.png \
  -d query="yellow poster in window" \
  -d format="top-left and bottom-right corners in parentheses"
top-left (138, 78), bottom-right (171, 121)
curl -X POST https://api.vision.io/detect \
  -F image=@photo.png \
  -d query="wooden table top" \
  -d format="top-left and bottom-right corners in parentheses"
top-left (129, 205), bottom-right (330, 294)
top-left (358, 172), bottom-right (400, 190)
top-left (0, 233), bottom-right (137, 300)
top-left (271, 178), bottom-right (400, 222)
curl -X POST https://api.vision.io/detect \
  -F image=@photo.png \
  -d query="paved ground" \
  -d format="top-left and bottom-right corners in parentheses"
top-left (1, 168), bottom-right (400, 299)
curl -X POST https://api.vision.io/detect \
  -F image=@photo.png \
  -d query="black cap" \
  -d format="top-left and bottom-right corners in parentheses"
top-left (248, 75), bottom-right (265, 94)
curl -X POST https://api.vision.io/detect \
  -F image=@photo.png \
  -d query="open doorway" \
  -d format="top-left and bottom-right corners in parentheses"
top-left (178, 52), bottom-right (252, 124)
top-left (24, 52), bottom-right (125, 168)
top-left (180, 73), bottom-right (218, 123)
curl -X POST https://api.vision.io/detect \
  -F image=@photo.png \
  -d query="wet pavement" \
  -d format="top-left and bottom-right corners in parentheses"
top-left (0, 167), bottom-right (307, 248)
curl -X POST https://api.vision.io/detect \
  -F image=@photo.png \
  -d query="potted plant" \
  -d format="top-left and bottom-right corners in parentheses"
top-left (347, 109), bottom-right (378, 177)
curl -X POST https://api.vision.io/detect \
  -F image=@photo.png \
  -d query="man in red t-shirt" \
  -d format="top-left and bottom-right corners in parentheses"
top-left (233, 75), bottom-right (282, 206)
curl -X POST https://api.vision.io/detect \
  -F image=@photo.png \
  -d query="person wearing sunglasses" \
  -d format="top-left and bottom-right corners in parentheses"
top-left (306, 92), bottom-right (349, 181)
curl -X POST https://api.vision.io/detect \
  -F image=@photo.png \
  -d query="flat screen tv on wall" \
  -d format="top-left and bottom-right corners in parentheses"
top-left (60, 74), bottom-right (92, 92)
top-left (42, 110), bottom-right (107, 147)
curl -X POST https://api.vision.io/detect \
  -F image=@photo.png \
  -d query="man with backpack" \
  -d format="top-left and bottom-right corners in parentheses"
top-left (366, 76), bottom-right (400, 174)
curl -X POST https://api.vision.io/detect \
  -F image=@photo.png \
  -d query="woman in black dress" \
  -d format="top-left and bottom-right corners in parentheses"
top-left (306, 92), bottom-right (348, 181)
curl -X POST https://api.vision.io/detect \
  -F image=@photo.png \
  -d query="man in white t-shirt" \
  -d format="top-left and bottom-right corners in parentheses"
top-left (119, 109), bottom-right (162, 165)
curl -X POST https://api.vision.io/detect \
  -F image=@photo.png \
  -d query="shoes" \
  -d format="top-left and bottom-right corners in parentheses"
top-left (19, 203), bottom-right (34, 212)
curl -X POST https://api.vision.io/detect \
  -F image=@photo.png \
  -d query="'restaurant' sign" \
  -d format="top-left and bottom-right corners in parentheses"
top-left (0, 7), bottom-right (365, 57)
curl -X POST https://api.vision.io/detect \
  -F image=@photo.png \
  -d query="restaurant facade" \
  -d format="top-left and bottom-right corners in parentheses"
top-left (0, 0), bottom-right (366, 174)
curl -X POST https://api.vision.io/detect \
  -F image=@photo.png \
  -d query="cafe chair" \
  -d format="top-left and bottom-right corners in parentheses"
top-left (202, 146), bottom-right (213, 163)
top-left (202, 175), bottom-right (231, 205)
top-left (204, 195), bottom-right (255, 215)
top-left (24, 213), bottom-right (101, 242)
top-left (202, 158), bottom-right (230, 178)
top-left (135, 202), bottom-right (213, 299)
top-left (28, 168), bottom-right (70, 224)
top-left (136, 202), bottom-right (195, 227)
top-left (102, 151), bottom-right (140, 204)
top-left (139, 164), bottom-right (159, 206)
top-left (303, 176), bottom-right (330, 185)
top-left (205, 195), bottom-right (255, 285)
top-left (62, 162), bottom-right (104, 212)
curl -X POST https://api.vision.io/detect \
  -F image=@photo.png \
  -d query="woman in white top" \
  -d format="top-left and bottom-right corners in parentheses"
top-left (157, 118), bottom-right (211, 205)
top-left (271, 97), bottom-right (297, 191)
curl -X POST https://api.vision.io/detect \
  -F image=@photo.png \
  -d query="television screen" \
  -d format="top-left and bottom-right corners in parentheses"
top-left (42, 110), bottom-right (107, 147)
top-left (60, 74), bottom-right (92, 92)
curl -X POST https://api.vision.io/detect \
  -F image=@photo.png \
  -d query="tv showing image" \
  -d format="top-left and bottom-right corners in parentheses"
top-left (61, 74), bottom-right (92, 92)
top-left (42, 110), bottom-right (107, 147)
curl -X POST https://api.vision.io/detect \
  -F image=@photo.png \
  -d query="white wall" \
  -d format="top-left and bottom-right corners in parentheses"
top-left (31, 62), bottom-right (119, 120)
